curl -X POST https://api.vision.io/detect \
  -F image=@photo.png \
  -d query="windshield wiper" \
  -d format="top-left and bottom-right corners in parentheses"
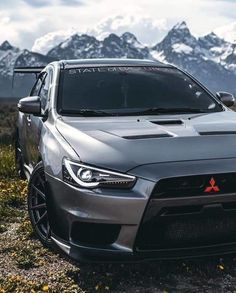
top-left (61, 109), bottom-right (115, 117)
top-left (131, 107), bottom-right (213, 115)
top-left (61, 107), bottom-right (213, 117)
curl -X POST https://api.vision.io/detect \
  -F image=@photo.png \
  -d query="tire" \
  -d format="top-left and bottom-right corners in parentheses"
top-left (28, 162), bottom-right (54, 249)
top-left (15, 133), bottom-right (26, 180)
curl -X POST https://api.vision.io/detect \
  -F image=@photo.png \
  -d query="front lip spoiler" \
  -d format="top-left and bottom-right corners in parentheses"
top-left (51, 236), bottom-right (71, 255)
top-left (51, 234), bottom-right (236, 263)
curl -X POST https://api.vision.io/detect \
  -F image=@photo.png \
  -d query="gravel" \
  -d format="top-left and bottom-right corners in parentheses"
top-left (2, 221), bottom-right (236, 292)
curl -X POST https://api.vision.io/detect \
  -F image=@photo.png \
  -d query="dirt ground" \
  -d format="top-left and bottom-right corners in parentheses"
top-left (2, 219), bottom-right (236, 293)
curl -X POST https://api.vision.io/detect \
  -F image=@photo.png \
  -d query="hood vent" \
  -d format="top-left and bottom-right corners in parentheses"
top-left (199, 131), bottom-right (236, 136)
top-left (123, 133), bottom-right (172, 140)
top-left (151, 120), bottom-right (183, 126)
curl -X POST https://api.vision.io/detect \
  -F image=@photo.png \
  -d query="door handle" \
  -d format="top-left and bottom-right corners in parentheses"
top-left (26, 115), bottom-right (31, 126)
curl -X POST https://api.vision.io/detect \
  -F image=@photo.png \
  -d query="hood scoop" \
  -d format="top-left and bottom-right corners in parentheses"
top-left (199, 131), bottom-right (236, 136)
top-left (151, 119), bottom-right (183, 126)
top-left (195, 122), bottom-right (236, 136)
top-left (123, 133), bottom-right (172, 140)
top-left (104, 126), bottom-right (173, 140)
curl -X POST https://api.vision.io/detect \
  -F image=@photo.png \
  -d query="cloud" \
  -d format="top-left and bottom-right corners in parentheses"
top-left (21, 0), bottom-right (84, 7)
top-left (32, 28), bottom-right (77, 54)
top-left (87, 14), bottom-right (169, 45)
top-left (215, 22), bottom-right (236, 42)
top-left (0, 12), bottom-right (19, 46)
top-left (22, 0), bottom-right (53, 7)
top-left (214, 0), bottom-right (236, 2)
top-left (0, 0), bottom-right (236, 50)
top-left (60, 0), bottom-right (84, 5)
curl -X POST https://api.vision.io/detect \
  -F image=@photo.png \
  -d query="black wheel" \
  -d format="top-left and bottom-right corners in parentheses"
top-left (15, 133), bottom-right (26, 180)
top-left (28, 162), bottom-right (54, 248)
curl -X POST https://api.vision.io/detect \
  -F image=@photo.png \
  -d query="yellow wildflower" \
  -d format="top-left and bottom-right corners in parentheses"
top-left (218, 264), bottom-right (224, 270)
top-left (42, 285), bottom-right (49, 292)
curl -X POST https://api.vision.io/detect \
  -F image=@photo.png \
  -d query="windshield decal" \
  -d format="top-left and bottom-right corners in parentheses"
top-left (68, 67), bottom-right (162, 75)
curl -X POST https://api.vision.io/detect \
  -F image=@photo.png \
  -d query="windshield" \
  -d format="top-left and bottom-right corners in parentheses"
top-left (57, 66), bottom-right (222, 116)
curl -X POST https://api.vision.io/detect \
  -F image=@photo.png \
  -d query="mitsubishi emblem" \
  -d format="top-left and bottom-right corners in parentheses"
top-left (204, 177), bottom-right (220, 193)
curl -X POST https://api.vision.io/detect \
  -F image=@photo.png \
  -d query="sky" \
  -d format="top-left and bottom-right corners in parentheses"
top-left (0, 0), bottom-right (236, 53)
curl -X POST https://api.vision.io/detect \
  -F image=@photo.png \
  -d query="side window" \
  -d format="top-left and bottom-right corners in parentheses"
top-left (39, 68), bottom-right (53, 111)
top-left (30, 75), bottom-right (44, 97)
top-left (30, 69), bottom-right (53, 112)
top-left (39, 73), bottom-right (50, 111)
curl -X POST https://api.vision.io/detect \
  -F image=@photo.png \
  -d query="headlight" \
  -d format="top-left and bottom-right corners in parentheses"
top-left (63, 158), bottom-right (136, 189)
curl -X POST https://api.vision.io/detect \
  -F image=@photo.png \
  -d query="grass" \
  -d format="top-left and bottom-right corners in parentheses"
top-left (0, 145), bottom-right (17, 178)
top-left (0, 144), bottom-right (82, 293)
top-left (0, 100), bottom-right (17, 145)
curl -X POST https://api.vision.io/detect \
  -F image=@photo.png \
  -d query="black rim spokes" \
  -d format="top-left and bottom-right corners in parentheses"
top-left (30, 170), bottom-right (50, 240)
top-left (32, 185), bottom-right (46, 200)
top-left (30, 203), bottom-right (46, 210)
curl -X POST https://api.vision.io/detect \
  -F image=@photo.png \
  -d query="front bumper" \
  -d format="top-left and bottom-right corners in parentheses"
top-left (46, 158), bottom-right (236, 262)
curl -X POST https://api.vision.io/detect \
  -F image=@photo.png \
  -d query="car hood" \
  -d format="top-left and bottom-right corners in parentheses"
top-left (56, 111), bottom-right (236, 173)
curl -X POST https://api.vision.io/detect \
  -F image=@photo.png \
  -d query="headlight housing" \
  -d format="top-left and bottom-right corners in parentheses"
top-left (63, 158), bottom-right (136, 189)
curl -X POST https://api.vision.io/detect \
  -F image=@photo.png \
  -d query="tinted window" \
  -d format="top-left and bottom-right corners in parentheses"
top-left (40, 73), bottom-right (50, 110)
top-left (31, 76), bottom-right (43, 97)
top-left (58, 67), bottom-right (222, 116)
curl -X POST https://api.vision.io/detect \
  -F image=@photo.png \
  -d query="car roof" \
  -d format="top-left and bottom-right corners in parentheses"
top-left (59, 58), bottom-right (173, 69)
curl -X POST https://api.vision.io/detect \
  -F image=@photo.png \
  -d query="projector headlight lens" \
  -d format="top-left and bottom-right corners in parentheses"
top-left (63, 158), bottom-right (136, 189)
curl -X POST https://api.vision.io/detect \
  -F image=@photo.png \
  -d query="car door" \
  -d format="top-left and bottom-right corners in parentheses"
top-left (26, 70), bottom-right (52, 169)
top-left (21, 74), bottom-right (44, 168)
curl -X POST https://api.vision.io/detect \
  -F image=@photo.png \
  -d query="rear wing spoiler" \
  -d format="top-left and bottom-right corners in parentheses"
top-left (14, 66), bottom-right (45, 75)
top-left (12, 66), bottom-right (45, 88)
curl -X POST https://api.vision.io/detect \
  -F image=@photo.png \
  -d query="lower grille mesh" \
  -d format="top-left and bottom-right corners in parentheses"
top-left (136, 206), bottom-right (236, 250)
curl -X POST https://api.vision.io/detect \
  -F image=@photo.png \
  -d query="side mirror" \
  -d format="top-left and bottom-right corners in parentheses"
top-left (216, 91), bottom-right (235, 108)
top-left (18, 96), bottom-right (42, 116)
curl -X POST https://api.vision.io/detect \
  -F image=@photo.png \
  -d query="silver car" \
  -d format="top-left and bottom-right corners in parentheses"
top-left (15, 58), bottom-right (236, 262)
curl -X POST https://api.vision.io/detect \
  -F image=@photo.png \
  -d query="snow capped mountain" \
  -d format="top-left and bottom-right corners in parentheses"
top-left (47, 32), bottom-right (150, 60)
top-left (47, 34), bottom-right (101, 59)
top-left (198, 32), bottom-right (228, 50)
top-left (15, 49), bottom-right (56, 67)
top-left (150, 22), bottom-right (236, 93)
top-left (0, 41), bottom-right (20, 77)
top-left (1, 21), bottom-right (236, 97)
top-left (0, 41), bottom-right (15, 51)
top-left (155, 22), bottom-right (198, 51)
top-left (32, 15), bottom-right (169, 55)
top-left (223, 44), bottom-right (236, 71)
top-left (101, 33), bottom-right (149, 59)
top-left (0, 42), bottom-right (57, 97)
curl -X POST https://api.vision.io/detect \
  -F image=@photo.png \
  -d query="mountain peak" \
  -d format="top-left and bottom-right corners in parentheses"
top-left (121, 32), bottom-right (137, 42)
top-left (173, 21), bottom-right (188, 31)
top-left (153, 20), bottom-right (197, 52)
top-left (104, 33), bottom-right (120, 41)
top-left (202, 32), bottom-right (226, 42)
top-left (0, 40), bottom-right (14, 51)
top-left (208, 32), bottom-right (218, 38)
top-left (167, 21), bottom-right (194, 38)
top-left (199, 32), bottom-right (228, 49)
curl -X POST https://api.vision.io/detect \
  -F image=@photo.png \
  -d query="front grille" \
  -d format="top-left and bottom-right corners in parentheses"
top-left (152, 173), bottom-right (236, 198)
top-left (136, 203), bottom-right (236, 251)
